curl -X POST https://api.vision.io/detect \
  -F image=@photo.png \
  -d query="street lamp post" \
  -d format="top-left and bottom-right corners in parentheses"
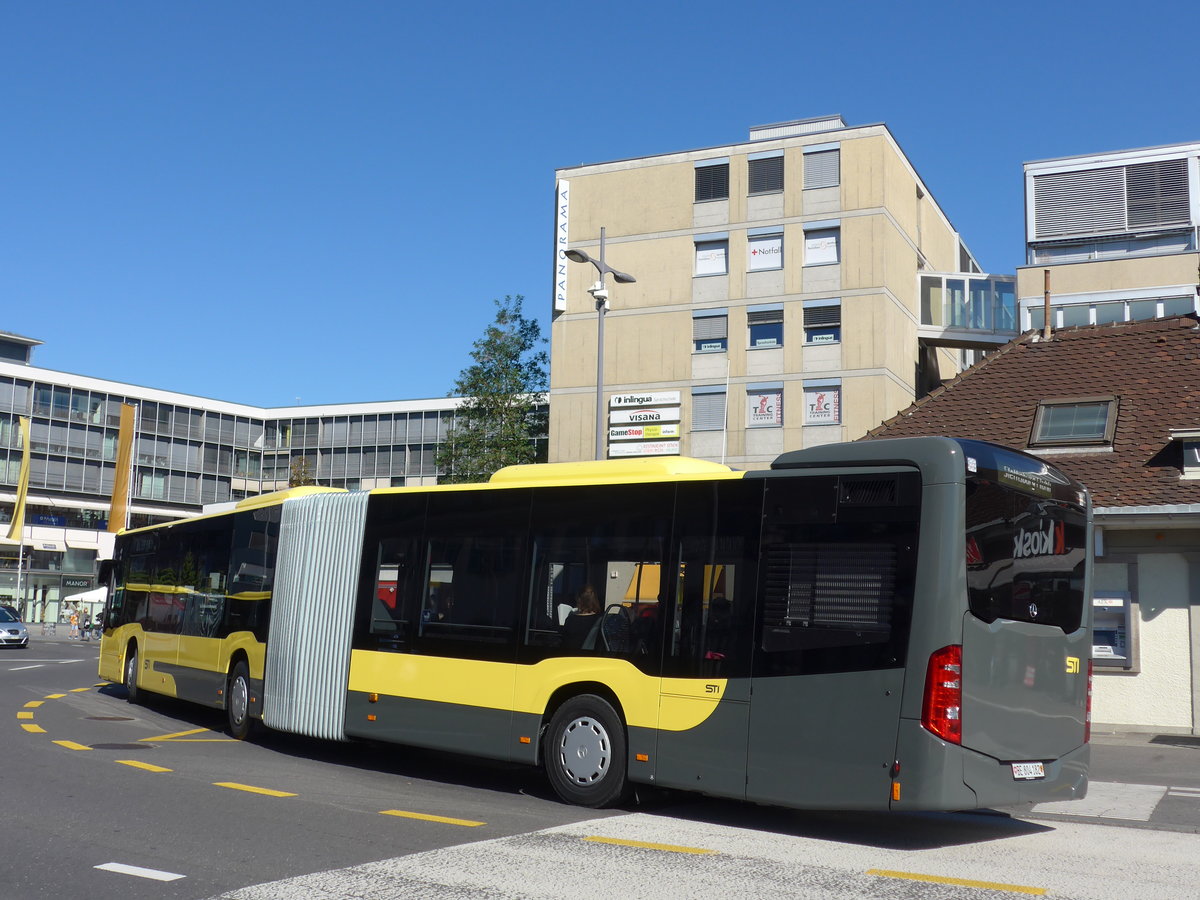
top-left (564, 226), bottom-right (636, 460)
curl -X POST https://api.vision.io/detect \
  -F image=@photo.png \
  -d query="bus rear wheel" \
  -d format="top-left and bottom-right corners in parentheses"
top-left (226, 661), bottom-right (254, 740)
top-left (124, 645), bottom-right (140, 704)
top-left (545, 695), bottom-right (630, 808)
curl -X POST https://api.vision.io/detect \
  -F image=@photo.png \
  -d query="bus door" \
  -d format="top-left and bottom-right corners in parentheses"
top-left (142, 589), bottom-right (185, 693)
top-left (746, 471), bottom-right (920, 809)
top-left (654, 480), bottom-right (760, 800)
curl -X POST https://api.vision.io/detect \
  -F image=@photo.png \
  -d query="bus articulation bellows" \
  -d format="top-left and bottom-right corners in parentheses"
top-left (98, 437), bottom-right (1091, 811)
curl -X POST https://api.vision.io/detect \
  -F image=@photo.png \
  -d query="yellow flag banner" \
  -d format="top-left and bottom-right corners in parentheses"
top-left (108, 403), bottom-right (137, 533)
top-left (5, 416), bottom-right (31, 542)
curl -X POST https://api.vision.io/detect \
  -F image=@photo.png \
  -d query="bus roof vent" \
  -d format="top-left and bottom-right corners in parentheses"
top-left (839, 476), bottom-right (897, 506)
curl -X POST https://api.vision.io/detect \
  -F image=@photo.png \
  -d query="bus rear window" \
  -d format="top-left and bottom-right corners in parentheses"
top-left (965, 479), bottom-right (1086, 632)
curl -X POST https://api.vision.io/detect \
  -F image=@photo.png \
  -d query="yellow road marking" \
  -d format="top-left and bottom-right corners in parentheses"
top-left (45, 693), bottom-right (65, 699)
top-left (53, 740), bottom-right (92, 751)
top-left (380, 810), bottom-right (485, 827)
top-left (139, 727), bottom-right (231, 743)
top-left (21, 724), bottom-right (46, 733)
top-left (583, 836), bottom-right (716, 855)
top-left (24, 701), bottom-right (44, 708)
top-left (214, 782), bottom-right (296, 797)
top-left (69, 687), bottom-right (91, 693)
top-left (867, 869), bottom-right (1046, 895)
top-left (117, 760), bottom-right (173, 773)
top-left (17, 712), bottom-right (34, 720)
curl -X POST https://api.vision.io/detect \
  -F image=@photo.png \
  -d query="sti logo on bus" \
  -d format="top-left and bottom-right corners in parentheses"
top-left (1013, 521), bottom-right (1066, 559)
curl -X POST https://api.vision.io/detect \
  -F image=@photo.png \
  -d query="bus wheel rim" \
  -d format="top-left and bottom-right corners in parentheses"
top-left (230, 676), bottom-right (248, 725)
top-left (559, 716), bottom-right (610, 785)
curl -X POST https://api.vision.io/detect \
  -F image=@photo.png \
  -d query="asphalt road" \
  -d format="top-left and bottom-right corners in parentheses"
top-left (6, 631), bottom-right (1200, 899)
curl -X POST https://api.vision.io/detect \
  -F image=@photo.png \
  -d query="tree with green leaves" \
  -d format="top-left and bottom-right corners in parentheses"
top-left (436, 295), bottom-right (548, 483)
top-left (289, 456), bottom-right (316, 487)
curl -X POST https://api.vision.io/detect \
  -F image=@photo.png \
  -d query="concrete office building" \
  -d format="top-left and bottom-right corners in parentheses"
top-left (0, 330), bottom-right (505, 623)
top-left (550, 115), bottom-right (1017, 467)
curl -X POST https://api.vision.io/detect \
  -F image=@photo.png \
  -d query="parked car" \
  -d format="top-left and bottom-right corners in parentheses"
top-left (1, 604), bottom-right (18, 620)
top-left (0, 607), bottom-right (29, 649)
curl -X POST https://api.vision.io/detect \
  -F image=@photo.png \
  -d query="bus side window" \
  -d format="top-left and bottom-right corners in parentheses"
top-left (524, 482), bottom-right (674, 670)
top-left (415, 489), bottom-right (529, 659)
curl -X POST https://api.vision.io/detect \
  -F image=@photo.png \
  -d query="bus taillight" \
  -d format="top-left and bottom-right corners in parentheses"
top-left (922, 645), bottom-right (963, 744)
top-left (1085, 659), bottom-right (1093, 743)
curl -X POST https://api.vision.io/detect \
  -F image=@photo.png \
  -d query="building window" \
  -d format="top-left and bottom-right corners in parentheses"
top-left (695, 238), bottom-right (729, 276)
top-left (695, 160), bottom-right (729, 202)
top-left (747, 230), bottom-right (783, 271)
top-left (804, 227), bottom-right (839, 265)
top-left (803, 380), bottom-right (840, 425)
top-left (747, 307), bottom-right (783, 349)
top-left (691, 389), bottom-right (727, 432)
top-left (693, 310), bottom-right (728, 353)
top-left (803, 300), bottom-right (841, 344)
top-left (747, 385), bottom-right (783, 428)
top-left (803, 146), bottom-right (840, 189)
top-left (1030, 397), bottom-right (1118, 447)
top-left (748, 154), bottom-right (784, 195)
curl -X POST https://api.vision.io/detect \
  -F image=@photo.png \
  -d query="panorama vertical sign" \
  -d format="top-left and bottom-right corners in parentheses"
top-left (553, 180), bottom-right (570, 313)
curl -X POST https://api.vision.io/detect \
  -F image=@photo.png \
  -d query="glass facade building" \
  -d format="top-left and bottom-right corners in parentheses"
top-left (0, 335), bottom-right (546, 623)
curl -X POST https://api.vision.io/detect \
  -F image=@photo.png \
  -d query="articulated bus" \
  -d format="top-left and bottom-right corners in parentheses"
top-left (98, 436), bottom-right (1092, 811)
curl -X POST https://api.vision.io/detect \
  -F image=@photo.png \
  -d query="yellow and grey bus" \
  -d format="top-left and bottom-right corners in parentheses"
top-left (98, 436), bottom-right (1092, 811)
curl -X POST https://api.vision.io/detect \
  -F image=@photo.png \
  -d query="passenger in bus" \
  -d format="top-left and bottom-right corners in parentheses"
top-left (562, 584), bottom-right (601, 649)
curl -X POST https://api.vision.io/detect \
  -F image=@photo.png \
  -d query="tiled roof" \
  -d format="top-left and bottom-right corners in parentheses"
top-left (865, 315), bottom-right (1200, 508)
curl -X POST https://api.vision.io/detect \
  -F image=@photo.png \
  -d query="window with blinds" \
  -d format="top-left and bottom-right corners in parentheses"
top-left (695, 162), bottom-right (730, 202)
top-left (748, 307), bottom-right (783, 349)
top-left (691, 391), bottom-right (727, 431)
top-left (692, 312), bottom-right (728, 353)
top-left (803, 149), bottom-right (840, 189)
top-left (1033, 157), bottom-right (1191, 239)
top-left (803, 301), bottom-right (841, 344)
top-left (748, 155), bottom-right (784, 194)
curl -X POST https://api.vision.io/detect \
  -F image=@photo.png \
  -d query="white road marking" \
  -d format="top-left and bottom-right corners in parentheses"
top-left (1168, 787), bottom-right (1200, 799)
top-left (1031, 781), bottom-right (1167, 821)
top-left (95, 862), bottom-right (186, 882)
top-left (6, 665), bottom-right (43, 671)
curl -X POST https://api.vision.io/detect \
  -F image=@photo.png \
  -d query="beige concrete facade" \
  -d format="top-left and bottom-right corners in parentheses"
top-left (550, 117), bottom-right (985, 467)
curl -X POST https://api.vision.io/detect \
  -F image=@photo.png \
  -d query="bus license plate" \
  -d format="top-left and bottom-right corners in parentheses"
top-left (1011, 762), bottom-right (1045, 781)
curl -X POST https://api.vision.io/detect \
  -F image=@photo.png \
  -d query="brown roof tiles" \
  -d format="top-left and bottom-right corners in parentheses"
top-left (865, 315), bottom-right (1200, 508)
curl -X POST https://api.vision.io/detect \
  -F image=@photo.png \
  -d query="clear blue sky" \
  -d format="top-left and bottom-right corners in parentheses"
top-left (3, 1), bottom-right (1196, 407)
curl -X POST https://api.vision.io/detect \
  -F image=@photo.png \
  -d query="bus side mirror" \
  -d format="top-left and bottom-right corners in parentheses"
top-left (97, 559), bottom-right (114, 585)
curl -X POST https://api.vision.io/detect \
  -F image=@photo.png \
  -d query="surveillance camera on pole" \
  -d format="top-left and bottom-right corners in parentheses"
top-left (563, 226), bottom-right (636, 459)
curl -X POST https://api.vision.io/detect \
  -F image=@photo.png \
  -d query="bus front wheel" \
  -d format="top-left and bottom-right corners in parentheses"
top-left (124, 645), bottom-right (140, 704)
top-left (226, 661), bottom-right (254, 740)
top-left (544, 694), bottom-right (630, 808)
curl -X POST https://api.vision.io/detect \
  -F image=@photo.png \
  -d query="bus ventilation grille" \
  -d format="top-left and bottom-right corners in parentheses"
top-left (839, 477), bottom-right (897, 506)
